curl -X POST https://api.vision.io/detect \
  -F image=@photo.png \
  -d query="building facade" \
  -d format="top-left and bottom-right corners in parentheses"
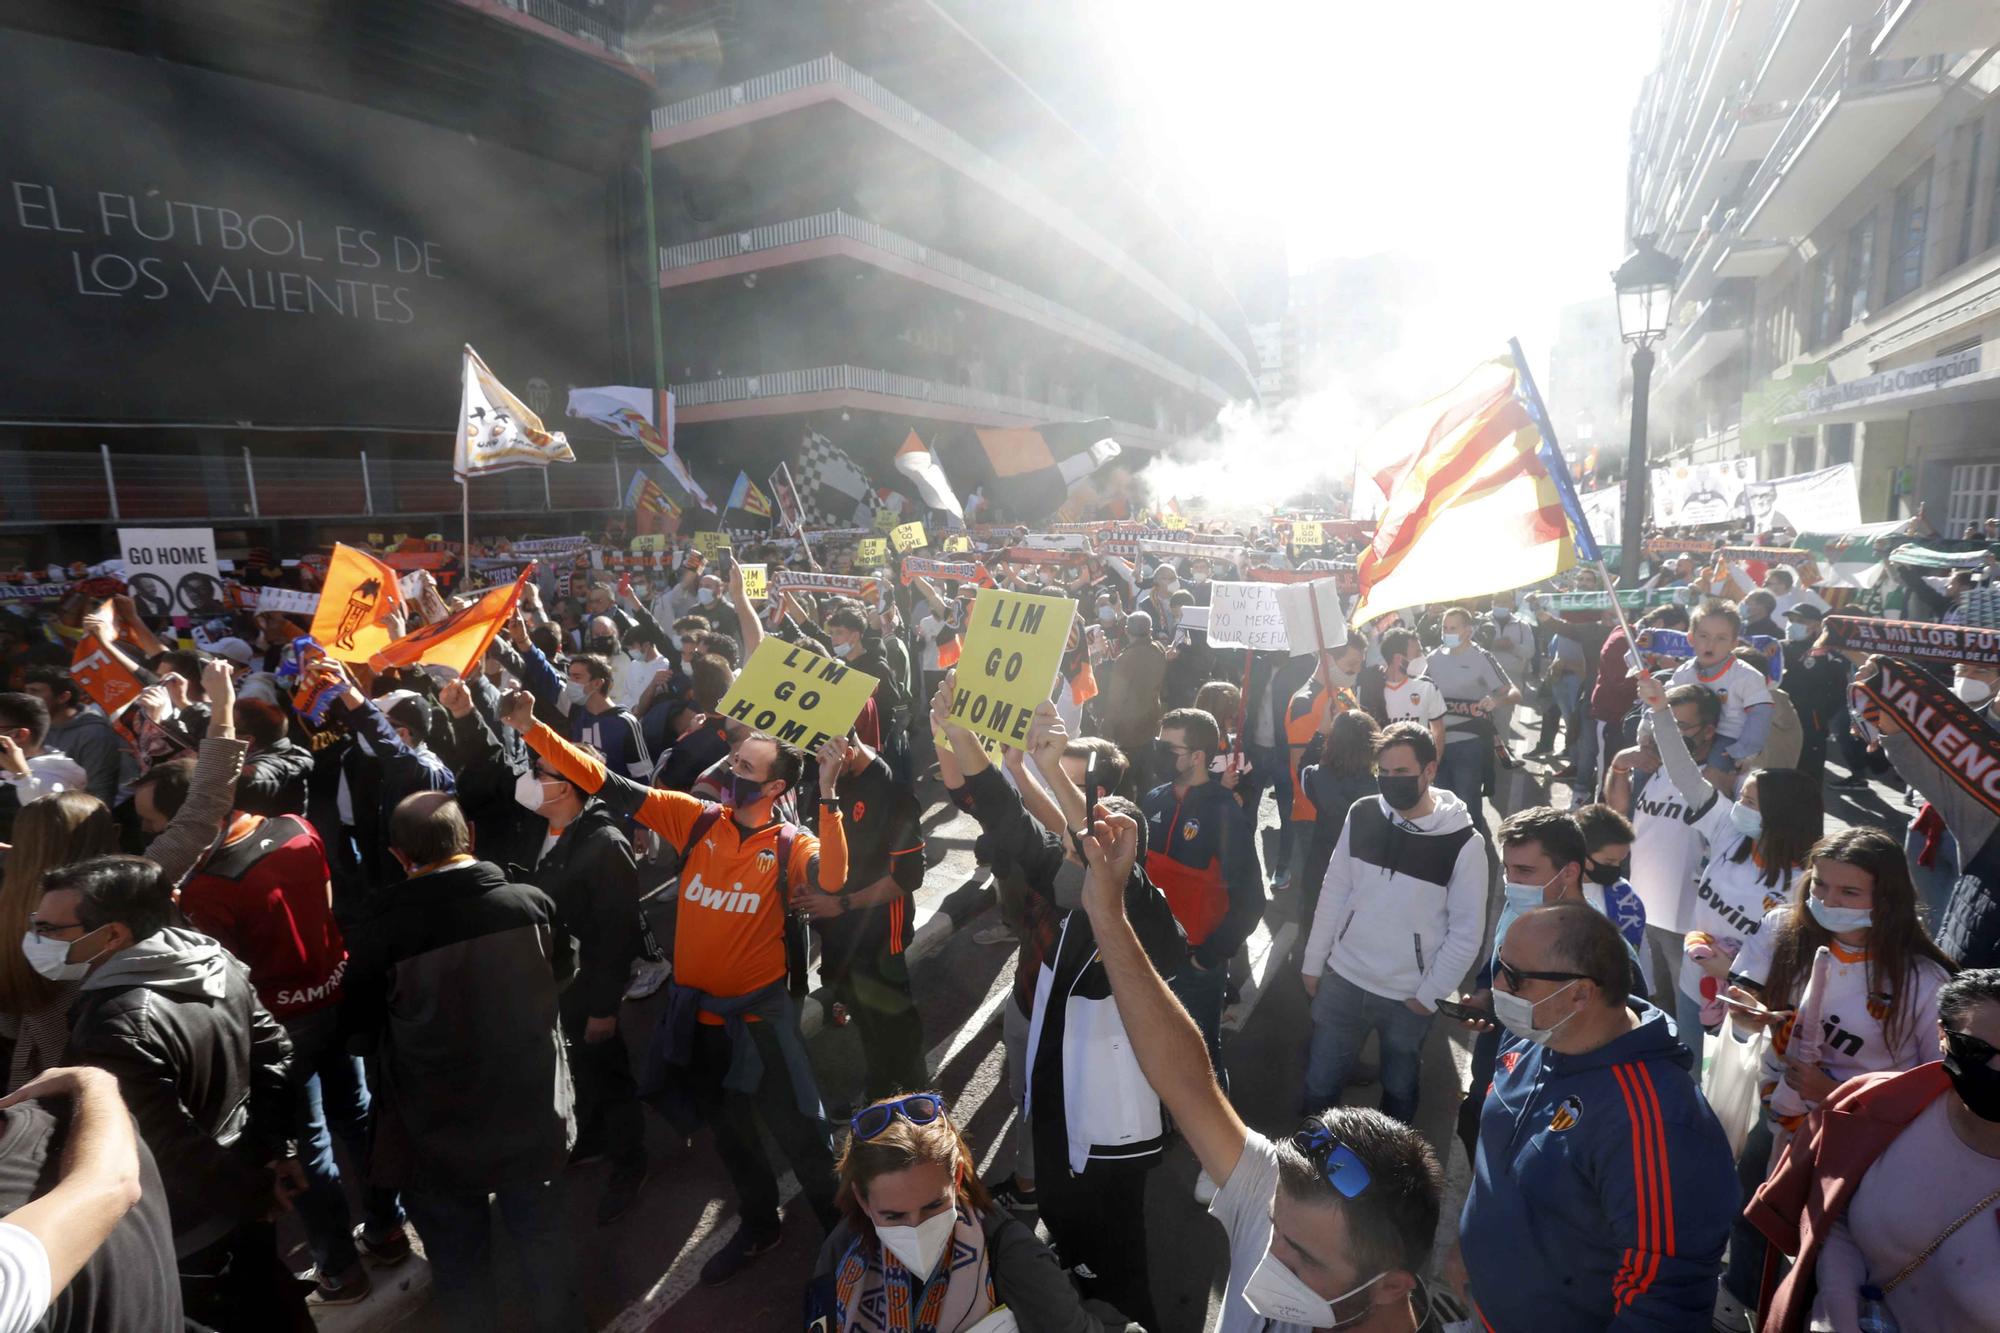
top-left (1628, 0), bottom-right (2000, 529)
top-left (633, 0), bottom-right (1258, 495)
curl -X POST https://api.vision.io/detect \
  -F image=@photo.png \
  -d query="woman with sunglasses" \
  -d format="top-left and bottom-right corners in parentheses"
top-left (1746, 968), bottom-right (2000, 1333)
top-left (805, 1092), bottom-right (1137, 1332)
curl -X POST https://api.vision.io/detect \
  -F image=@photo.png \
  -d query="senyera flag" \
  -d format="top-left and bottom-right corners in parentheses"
top-left (456, 346), bottom-right (574, 480)
top-left (1350, 346), bottom-right (1592, 625)
top-left (370, 565), bottom-right (535, 680)
top-left (724, 471), bottom-right (776, 524)
top-left (624, 470), bottom-right (683, 537)
top-left (311, 543), bottom-right (405, 664)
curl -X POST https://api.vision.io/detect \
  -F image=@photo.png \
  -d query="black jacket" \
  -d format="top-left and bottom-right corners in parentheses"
top-left (513, 799), bottom-right (642, 1023)
top-left (64, 927), bottom-right (293, 1256)
top-left (235, 737), bottom-right (314, 816)
top-left (339, 859), bottom-right (576, 1192)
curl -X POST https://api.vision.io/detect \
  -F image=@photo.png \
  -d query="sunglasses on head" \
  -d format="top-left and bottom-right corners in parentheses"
top-left (1946, 1029), bottom-right (2000, 1068)
top-left (851, 1093), bottom-right (945, 1141)
top-left (1493, 956), bottom-right (1590, 993)
top-left (1290, 1123), bottom-right (1373, 1199)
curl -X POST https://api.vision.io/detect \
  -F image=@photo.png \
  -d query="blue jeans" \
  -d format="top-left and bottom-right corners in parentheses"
top-left (1304, 970), bottom-right (1434, 1124)
top-left (1434, 740), bottom-right (1489, 838)
top-left (1905, 820), bottom-right (1960, 934)
top-left (287, 1006), bottom-right (403, 1275)
top-left (404, 1178), bottom-right (581, 1333)
top-left (1170, 957), bottom-right (1229, 1091)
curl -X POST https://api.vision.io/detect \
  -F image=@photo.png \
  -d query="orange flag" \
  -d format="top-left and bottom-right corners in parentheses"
top-left (312, 544), bottom-right (405, 664)
top-left (368, 565), bottom-right (534, 680)
top-left (70, 635), bottom-right (143, 715)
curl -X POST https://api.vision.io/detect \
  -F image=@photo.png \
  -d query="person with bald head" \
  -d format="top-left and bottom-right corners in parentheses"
top-left (1451, 903), bottom-right (1736, 1330)
top-left (338, 791), bottom-right (581, 1333)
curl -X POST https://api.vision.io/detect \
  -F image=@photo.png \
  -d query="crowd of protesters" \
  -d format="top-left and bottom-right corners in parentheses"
top-left (0, 505), bottom-right (1995, 1333)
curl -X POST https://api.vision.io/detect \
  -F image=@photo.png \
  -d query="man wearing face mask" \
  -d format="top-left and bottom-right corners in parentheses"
top-left (1142, 708), bottom-right (1262, 1085)
top-left (1073, 803), bottom-right (1462, 1333)
top-left (1453, 903), bottom-right (1735, 1331)
top-left (500, 731), bottom-right (648, 1227)
top-left (504, 692), bottom-right (849, 1287)
top-left (40, 855), bottom-right (308, 1328)
top-left (824, 608), bottom-right (910, 770)
top-left (1300, 723), bottom-right (1486, 1124)
top-left (1368, 628), bottom-right (1447, 756)
top-left (1777, 602), bottom-right (1848, 784)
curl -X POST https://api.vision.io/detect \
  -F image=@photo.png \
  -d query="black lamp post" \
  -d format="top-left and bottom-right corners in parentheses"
top-left (1612, 237), bottom-right (1677, 586)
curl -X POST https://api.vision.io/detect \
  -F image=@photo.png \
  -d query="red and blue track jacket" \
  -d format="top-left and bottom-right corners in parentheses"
top-left (1460, 1002), bottom-right (1737, 1332)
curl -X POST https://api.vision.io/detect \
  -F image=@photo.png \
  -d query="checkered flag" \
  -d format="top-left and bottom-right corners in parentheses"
top-left (793, 430), bottom-right (875, 528)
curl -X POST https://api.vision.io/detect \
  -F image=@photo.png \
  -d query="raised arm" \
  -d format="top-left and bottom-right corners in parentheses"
top-left (1635, 674), bottom-right (1717, 812)
top-left (0, 1067), bottom-right (143, 1301)
top-left (727, 558), bottom-right (763, 660)
top-left (1079, 807), bottom-right (1246, 1188)
top-left (501, 689), bottom-right (702, 844)
top-left (145, 659), bottom-right (248, 889)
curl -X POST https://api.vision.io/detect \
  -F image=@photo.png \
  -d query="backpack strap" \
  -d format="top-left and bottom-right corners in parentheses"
top-left (773, 823), bottom-right (800, 901)
top-left (679, 805), bottom-right (725, 864)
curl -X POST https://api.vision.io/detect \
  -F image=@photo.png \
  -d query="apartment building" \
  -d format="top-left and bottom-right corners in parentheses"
top-left (1628, 0), bottom-right (2000, 528)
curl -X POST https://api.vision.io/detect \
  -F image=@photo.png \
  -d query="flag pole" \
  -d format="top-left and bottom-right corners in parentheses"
top-left (1506, 337), bottom-right (1645, 676)
top-left (461, 477), bottom-right (471, 569)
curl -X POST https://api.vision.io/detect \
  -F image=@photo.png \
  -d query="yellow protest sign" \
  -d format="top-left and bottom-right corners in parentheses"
top-left (630, 534), bottom-right (667, 552)
top-left (949, 587), bottom-right (1074, 747)
top-left (693, 531), bottom-right (731, 558)
top-left (891, 521), bottom-right (928, 553)
top-left (942, 533), bottom-right (973, 554)
top-left (1291, 520), bottom-right (1323, 547)
top-left (855, 537), bottom-right (890, 568)
top-left (1163, 515), bottom-right (1187, 531)
top-left (873, 507), bottom-right (900, 534)
top-left (740, 563), bottom-right (769, 601)
top-left (718, 637), bottom-right (880, 753)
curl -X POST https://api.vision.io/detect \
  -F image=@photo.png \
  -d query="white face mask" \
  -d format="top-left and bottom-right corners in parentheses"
top-left (561, 679), bottom-right (587, 707)
top-left (1492, 979), bottom-right (1580, 1046)
top-left (831, 640), bottom-right (855, 660)
top-left (1729, 802), bottom-right (1763, 840)
top-left (1955, 675), bottom-right (1995, 708)
top-left (873, 1200), bottom-right (957, 1279)
top-left (21, 928), bottom-right (102, 983)
top-left (1440, 632), bottom-right (1463, 649)
top-left (1403, 654), bottom-right (1427, 678)
top-left (514, 771), bottom-right (561, 814)
top-left (697, 588), bottom-right (716, 605)
top-left (1785, 622), bottom-right (1811, 642)
top-left (1241, 1246), bottom-right (1385, 1327)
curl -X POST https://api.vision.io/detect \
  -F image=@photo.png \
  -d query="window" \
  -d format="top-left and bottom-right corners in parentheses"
top-left (1956, 121), bottom-right (1984, 268)
top-left (1845, 213), bottom-right (1875, 327)
top-left (1949, 461), bottom-right (2000, 534)
top-left (1809, 256), bottom-right (1839, 347)
top-left (1888, 162), bottom-right (1932, 302)
top-left (1824, 423), bottom-right (1854, 468)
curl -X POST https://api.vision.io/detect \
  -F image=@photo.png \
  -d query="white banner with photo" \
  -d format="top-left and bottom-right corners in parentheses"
top-left (1577, 486), bottom-right (1622, 548)
top-left (1745, 462), bottom-right (1861, 535)
top-left (1649, 457), bottom-right (1758, 527)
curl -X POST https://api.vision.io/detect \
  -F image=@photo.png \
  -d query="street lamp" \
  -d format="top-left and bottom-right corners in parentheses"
top-left (1612, 236), bottom-right (1677, 586)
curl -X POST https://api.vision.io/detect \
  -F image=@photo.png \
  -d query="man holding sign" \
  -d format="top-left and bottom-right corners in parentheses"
top-left (947, 588), bottom-right (1076, 750)
top-left (501, 691), bottom-right (853, 1287)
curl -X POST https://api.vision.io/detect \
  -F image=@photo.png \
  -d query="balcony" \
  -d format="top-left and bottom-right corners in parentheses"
top-left (659, 211), bottom-right (1232, 408)
top-left (648, 54), bottom-right (1255, 394)
top-left (1736, 29), bottom-right (1949, 241)
top-left (1873, 0), bottom-right (2000, 59)
top-left (667, 364), bottom-right (1176, 450)
top-left (1661, 296), bottom-right (1750, 391)
top-left (1748, 0), bottom-right (1855, 104)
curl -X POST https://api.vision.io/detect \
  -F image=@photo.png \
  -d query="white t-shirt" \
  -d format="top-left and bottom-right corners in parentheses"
top-left (1735, 909), bottom-right (1951, 1093)
top-left (1627, 769), bottom-right (1714, 934)
top-left (0, 1223), bottom-right (50, 1333)
top-left (1677, 801), bottom-right (1796, 1003)
top-left (916, 613), bottom-right (948, 675)
top-left (1210, 1133), bottom-right (1311, 1333)
top-left (1668, 656), bottom-right (1771, 741)
top-left (1381, 674), bottom-right (1447, 731)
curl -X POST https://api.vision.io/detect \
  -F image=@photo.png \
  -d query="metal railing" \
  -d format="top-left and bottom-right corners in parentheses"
top-left (650, 54), bottom-right (1256, 389)
top-left (660, 210), bottom-right (1233, 405)
top-left (490, 0), bottom-right (622, 49)
top-left (667, 364), bottom-right (1178, 446)
top-left (0, 446), bottom-right (627, 528)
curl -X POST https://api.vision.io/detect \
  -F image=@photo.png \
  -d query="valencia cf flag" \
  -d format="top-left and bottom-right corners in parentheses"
top-left (311, 544), bottom-right (405, 664)
top-left (936, 419), bottom-right (1123, 524)
top-left (370, 565), bottom-right (533, 679)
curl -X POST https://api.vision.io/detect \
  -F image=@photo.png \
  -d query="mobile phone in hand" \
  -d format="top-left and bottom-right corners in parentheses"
top-left (1435, 998), bottom-right (1494, 1025)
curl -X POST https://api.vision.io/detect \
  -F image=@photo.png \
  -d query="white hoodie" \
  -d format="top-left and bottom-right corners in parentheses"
top-left (1302, 787), bottom-right (1489, 1010)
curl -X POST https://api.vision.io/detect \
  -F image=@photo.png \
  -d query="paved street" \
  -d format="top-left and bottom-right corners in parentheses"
top-left (321, 716), bottom-right (1909, 1333)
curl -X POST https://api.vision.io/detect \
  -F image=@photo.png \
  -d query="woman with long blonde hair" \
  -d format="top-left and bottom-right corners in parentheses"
top-left (807, 1092), bottom-right (1136, 1331)
top-left (0, 792), bottom-right (116, 1088)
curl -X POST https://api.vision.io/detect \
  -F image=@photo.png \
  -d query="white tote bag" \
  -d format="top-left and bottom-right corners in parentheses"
top-left (1703, 1023), bottom-right (1769, 1159)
